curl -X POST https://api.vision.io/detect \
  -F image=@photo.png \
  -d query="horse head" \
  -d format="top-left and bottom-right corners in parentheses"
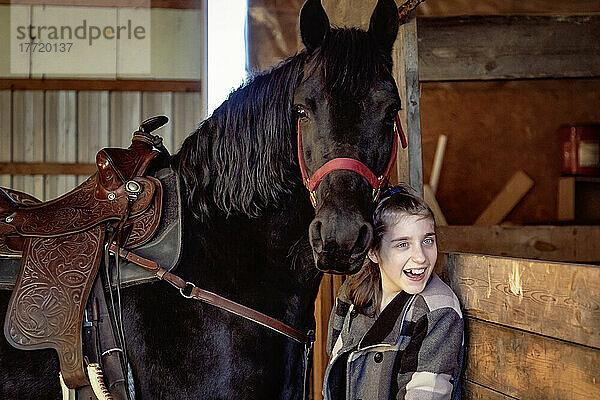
top-left (295, 0), bottom-right (402, 275)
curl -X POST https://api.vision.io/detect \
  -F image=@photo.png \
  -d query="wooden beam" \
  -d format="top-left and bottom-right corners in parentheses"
top-left (444, 253), bottom-right (600, 348)
top-left (393, 16), bottom-right (423, 195)
top-left (465, 318), bottom-right (600, 400)
top-left (0, 0), bottom-right (202, 9)
top-left (437, 225), bottom-right (600, 263)
top-left (0, 79), bottom-right (202, 92)
top-left (424, 184), bottom-right (447, 225)
top-left (463, 379), bottom-right (516, 400)
top-left (418, 15), bottom-right (600, 81)
top-left (312, 274), bottom-right (333, 400)
top-left (0, 162), bottom-right (96, 176)
top-left (474, 170), bottom-right (533, 225)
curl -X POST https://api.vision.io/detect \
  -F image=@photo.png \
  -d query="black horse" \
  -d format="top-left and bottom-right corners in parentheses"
top-left (0, 0), bottom-right (402, 398)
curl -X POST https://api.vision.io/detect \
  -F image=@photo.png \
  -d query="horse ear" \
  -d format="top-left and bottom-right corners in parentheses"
top-left (368, 0), bottom-right (400, 54)
top-left (300, 0), bottom-right (330, 53)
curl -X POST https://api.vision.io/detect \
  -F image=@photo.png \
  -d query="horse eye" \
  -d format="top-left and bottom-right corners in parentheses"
top-left (296, 106), bottom-right (308, 119)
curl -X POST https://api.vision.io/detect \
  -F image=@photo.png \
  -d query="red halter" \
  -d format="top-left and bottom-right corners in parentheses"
top-left (297, 114), bottom-right (407, 207)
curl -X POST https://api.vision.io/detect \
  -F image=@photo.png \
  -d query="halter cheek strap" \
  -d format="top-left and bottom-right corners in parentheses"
top-left (297, 114), bottom-right (406, 207)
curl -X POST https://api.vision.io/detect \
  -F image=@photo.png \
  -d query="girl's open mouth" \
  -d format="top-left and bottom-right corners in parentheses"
top-left (403, 267), bottom-right (427, 281)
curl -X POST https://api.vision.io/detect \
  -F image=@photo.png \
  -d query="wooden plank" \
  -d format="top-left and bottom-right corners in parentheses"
top-left (558, 177), bottom-right (576, 221)
top-left (418, 16), bottom-right (600, 81)
top-left (110, 92), bottom-right (141, 148)
top-left (465, 318), bottom-right (600, 400)
top-left (12, 91), bottom-right (44, 200)
top-left (77, 91), bottom-right (110, 184)
top-left (142, 92), bottom-right (174, 153)
top-left (424, 183), bottom-right (447, 225)
top-left (463, 379), bottom-right (516, 400)
top-left (312, 274), bottom-right (333, 400)
top-left (0, 162), bottom-right (96, 175)
top-left (474, 170), bottom-right (533, 225)
top-left (438, 225), bottom-right (600, 263)
top-left (445, 253), bottom-right (600, 348)
top-left (0, 90), bottom-right (11, 188)
top-left (0, 79), bottom-right (202, 92)
top-left (393, 16), bottom-right (423, 195)
top-left (45, 91), bottom-right (77, 200)
top-left (415, 0), bottom-right (600, 17)
top-left (429, 134), bottom-right (446, 193)
top-left (173, 92), bottom-right (203, 153)
top-left (0, 0), bottom-right (202, 8)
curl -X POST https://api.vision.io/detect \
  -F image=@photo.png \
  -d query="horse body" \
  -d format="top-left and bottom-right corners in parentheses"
top-left (0, 1), bottom-right (402, 398)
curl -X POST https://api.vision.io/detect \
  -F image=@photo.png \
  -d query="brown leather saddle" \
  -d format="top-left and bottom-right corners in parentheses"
top-left (0, 116), bottom-right (171, 388)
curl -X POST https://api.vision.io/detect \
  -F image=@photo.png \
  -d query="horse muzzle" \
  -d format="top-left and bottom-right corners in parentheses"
top-left (308, 201), bottom-right (373, 275)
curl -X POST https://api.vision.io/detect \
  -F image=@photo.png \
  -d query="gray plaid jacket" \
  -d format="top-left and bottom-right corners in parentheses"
top-left (323, 274), bottom-right (464, 400)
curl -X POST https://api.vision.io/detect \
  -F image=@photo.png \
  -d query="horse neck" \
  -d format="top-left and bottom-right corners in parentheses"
top-left (178, 186), bottom-right (320, 326)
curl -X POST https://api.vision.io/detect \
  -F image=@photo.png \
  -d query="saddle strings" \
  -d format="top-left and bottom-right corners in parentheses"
top-left (103, 216), bottom-right (133, 400)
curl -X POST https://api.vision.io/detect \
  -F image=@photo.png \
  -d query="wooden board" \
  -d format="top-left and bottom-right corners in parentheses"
top-left (78, 91), bottom-right (110, 184)
top-left (110, 92), bottom-right (141, 148)
top-left (312, 274), bottom-right (333, 400)
top-left (415, 0), bottom-right (600, 17)
top-left (393, 16), bottom-right (423, 195)
top-left (173, 92), bottom-right (203, 153)
top-left (142, 92), bottom-right (174, 152)
top-left (465, 317), bottom-right (600, 400)
top-left (437, 225), bottom-right (600, 263)
top-left (463, 380), bottom-right (515, 400)
top-left (445, 253), bottom-right (600, 348)
top-left (0, 90), bottom-right (11, 188)
top-left (45, 91), bottom-right (77, 200)
top-left (12, 91), bottom-right (44, 199)
top-left (418, 16), bottom-right (600, 81)
top-left (474, 170), bottom-right (533, 225)
top-left (424, 184), bottom-right (447, 225)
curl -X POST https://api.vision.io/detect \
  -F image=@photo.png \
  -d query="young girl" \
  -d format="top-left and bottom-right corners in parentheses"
top-left (322, 186), bottom-right (464, 400)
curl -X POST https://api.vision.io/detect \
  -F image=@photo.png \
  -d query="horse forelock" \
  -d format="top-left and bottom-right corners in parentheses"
top-left (312, 27), bottom-right (391, 100)
top-left (175, 53), bottom-right (307, 221)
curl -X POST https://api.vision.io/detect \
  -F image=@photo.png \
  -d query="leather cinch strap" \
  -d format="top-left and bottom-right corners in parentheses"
top-left (109, 245), bottom-right (315, 345)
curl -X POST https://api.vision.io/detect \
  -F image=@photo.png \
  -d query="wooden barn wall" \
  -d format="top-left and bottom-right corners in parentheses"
top-left (420, 79), bottom-right (600, 225)
top-left (0, 89), bottom-right (203, 201)
top-left (442, 253), bottom-right (600, 399)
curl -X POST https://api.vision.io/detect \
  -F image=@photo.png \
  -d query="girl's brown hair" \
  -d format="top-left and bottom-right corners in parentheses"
top-left (345, 186), bottom-right (434, 316)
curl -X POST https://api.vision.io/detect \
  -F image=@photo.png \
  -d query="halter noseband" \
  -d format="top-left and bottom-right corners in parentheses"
top-left (297, 114), bottom-right (407, 207)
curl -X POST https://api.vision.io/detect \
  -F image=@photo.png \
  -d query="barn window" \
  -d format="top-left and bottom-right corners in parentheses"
top-left (206, 0), bottom-right (248, 116)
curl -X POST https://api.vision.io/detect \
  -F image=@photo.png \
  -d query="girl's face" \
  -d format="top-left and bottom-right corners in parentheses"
top-left (369, 213), bottom-right (437, 297)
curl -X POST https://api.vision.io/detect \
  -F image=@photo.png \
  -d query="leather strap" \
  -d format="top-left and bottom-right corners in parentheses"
top-left (109, 244), bottom-right (314, 345)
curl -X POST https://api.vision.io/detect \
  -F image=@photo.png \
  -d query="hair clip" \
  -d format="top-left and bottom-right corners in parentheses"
top-left (386, 186), bottom-right (408, 196)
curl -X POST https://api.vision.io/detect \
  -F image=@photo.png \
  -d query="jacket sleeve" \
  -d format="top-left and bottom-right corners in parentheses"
top-left (396, 307), bottom-right (464, 400)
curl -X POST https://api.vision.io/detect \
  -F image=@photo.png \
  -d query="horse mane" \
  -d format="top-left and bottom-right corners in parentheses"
top-left (174, 27), bottom-right (389, 220)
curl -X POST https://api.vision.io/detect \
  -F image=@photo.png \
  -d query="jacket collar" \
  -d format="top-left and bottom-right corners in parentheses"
top-left (358, 291), bottom-right (413, 349)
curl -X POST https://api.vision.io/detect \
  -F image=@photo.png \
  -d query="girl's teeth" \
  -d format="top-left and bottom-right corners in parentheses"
top-left (406, 269), bottom-right (425, 275)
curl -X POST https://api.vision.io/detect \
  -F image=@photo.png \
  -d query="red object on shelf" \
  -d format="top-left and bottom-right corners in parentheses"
top-left (559, 125), bottom-right (600, 176)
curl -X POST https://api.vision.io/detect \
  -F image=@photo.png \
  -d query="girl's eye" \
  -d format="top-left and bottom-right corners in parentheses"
top-left (423, 237), bottom-right (435, 245)
top-left (396, 242), bottom-right (408, 248)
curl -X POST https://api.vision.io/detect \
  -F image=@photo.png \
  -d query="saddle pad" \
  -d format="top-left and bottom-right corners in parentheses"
top-left (4, 226), bottom-right (105, 388)
top-left (112, 167), bottom-right (183, 287)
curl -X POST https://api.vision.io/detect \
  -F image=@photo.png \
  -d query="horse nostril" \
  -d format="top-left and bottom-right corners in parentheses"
top-left (309, 220), bottom-right (323, 253)
top-left (352, 223), bottom-right (373, 257)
